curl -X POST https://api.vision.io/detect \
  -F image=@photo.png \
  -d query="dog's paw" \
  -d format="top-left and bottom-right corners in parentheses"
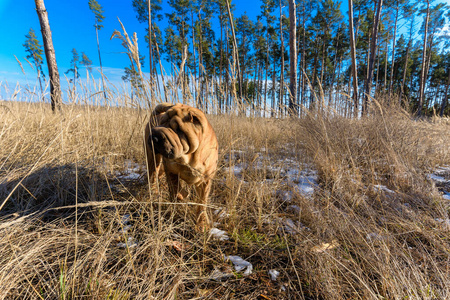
top-left (195, 211), bottom-right (210, 232)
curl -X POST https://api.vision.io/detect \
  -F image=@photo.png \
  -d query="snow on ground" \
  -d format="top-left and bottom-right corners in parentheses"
top-left (443, 192), bottom-right (450, 200)
top-left (427, 173), bottom-right (448, 184)
top-left (291, 170), bottom-right (318, 197)
top-left (210, 228), bottom-right (229, 241)
top-left (373, 184), bottom-right (396, 194)
top-left (115, 159), bottom-right (145, 181)
top-left (429, 166), bottom-right (450, 201)
top-left (224, 255), bottom-right (253, 276)
top-left (268, 269), bottom-right (280, 281)
top-left (224, 148), bottom-right (318, 199)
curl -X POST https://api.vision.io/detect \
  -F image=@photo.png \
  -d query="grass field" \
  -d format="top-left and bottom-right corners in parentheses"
top-left (0, 99), bottom-right (449, 299)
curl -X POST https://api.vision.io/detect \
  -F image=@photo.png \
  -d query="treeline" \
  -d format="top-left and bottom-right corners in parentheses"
top-left (25, 0), bottom-right (450, 117)
top-left (128, 0), bottom-right (450, 117)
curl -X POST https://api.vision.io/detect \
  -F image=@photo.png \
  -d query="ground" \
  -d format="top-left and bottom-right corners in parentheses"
top-left (0, 101), bottom-right (449, 299)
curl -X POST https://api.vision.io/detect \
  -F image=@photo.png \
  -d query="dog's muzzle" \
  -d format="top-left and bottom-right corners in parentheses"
top-left (149, 128), bottom-right (175, 159)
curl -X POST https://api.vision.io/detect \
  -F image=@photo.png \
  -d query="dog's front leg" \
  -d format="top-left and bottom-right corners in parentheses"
top-left (194, 179), bottom-right (212, 232)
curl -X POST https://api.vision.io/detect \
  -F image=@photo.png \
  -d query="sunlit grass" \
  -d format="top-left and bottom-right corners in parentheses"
top-left (0, 93), bottom-right (449, 299)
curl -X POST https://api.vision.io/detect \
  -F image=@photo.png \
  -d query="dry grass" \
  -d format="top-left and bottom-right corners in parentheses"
top-left (0, 99), bottom-right (449, 299)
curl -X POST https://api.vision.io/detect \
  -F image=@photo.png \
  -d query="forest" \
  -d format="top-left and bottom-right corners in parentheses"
top-left (24, 0), bottom-right (450, 117)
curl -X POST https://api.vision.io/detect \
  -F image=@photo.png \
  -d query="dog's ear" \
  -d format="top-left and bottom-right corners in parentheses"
top-left (152, 103), bottom-right (173, 116)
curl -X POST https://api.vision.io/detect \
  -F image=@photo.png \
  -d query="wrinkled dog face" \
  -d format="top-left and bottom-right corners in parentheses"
top-left (149, 106), bottom-right (203, 160)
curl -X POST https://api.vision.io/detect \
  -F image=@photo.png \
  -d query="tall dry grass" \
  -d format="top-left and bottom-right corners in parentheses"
top-left (0, 98), bottom-right (449, 299)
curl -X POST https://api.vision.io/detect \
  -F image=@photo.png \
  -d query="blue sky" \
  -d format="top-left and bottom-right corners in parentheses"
top-left (0, 0), bottom-right (449, 98)
top-left (0, 0), bottom-right (263, 93)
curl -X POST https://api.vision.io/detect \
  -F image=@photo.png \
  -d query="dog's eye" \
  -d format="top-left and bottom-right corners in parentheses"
top-left (192, 115), bottom-right (201, 124)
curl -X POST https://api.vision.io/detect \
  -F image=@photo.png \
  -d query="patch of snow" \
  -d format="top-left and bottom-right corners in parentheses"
top-left (124, 159), bottom-right (142, 172)
top-left (121, 214), bottom-right (131, 225)
top-left (290, 170), bottom-right (318, 197)
top-left (117, 172), bottom-right (141, 180)
top-left (118, 237), bottom-right (138, 248)
top-left (115, 160), bottom-right (145, 181)
top-left (210, 228), bottom-right (229, 241)
top-left (294, 181), bottom-right (315, 197)
top-left (443, 192), bottom-right (450, 200)
top-left (224, 165), bottom-right (244, 176)
top-left (268, 269), bottom-right (280, 281)
top-left (427, 174), bottom-right (447, 184)
top-left (224, 255), bottom-right (253, 275)
top-left (373, 185), bottom-right (395, 194)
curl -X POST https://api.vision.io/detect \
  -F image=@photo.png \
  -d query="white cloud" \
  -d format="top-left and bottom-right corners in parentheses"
top-left (437, 25), bottom-right (450, 37)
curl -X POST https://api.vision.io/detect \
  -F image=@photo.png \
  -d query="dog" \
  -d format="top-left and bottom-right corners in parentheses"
top-left (144, 103), bottom-right (218, 231)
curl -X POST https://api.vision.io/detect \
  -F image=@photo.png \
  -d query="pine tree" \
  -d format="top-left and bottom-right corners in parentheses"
top-left (288, 0), bottom-right (297, 116)
top-left (259, 0), bottom-right (277, 115)
top-left (122, 53), bottom-right (146, 98)
top-left (132, 0), bottom-right (163, 100)
top-left (23, 28), bottom-right (45, 99)
top-left (440, 9), bottom-right (450, 116)
top-left (65, 48), bottom-right (80, 99)
top-left (399, 2), bottom-right (416, 104)
top-left (65, 48), bottom-right (80, 84)
top-left (363, 0), bottom-right (383, 115)
top-left (348, 0), bottom-right (359, 116)
top-left (88, 0), bottom-right (107, 99)
top-left (418, 0), bottom-right (431, 116)
top-left (166, 0), bottom-right (191, 102)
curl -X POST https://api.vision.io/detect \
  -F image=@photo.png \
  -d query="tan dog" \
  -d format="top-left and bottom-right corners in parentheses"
top-left (144, 103), bottom-right (218, 231)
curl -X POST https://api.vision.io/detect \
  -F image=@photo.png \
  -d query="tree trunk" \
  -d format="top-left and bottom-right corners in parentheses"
top-left (225, 0), bottom-right (243, 113)
top-left (288, 0), bottom-right (297, 116)
top-left (272, 56), bottom-right (276, 117)
top-left (148, 0), bottom-right (155, 105)
top-left (384, 32), bottom-right (389, 92)
top-left (310, 41), bottom-right (318, 110)
top-left (348, 0), bottom-right (359, 117)
top-left (375, 44), bottom-right (380, 94)
top-left (440, 69), bottom-right (450, 116)
top-left (34, 0), bottom-right (61, 112)
top-left (363, 0), bottom-right (383, 115)
top-left (191, 10), bottom-right (198, 107)
top-left (95, 26), bottom-right (107, 100)
top-left (388, 1), bottom-right (399, 96)
top-left (300, 2), bottom-right (307, 114)
top-left (418, 0), bottom-right (430, 116)
top-left (400, 18), bottom-right (414, 105)
top-left (219, 7), bottom-right (224, 113)
top-left (264, 46), bottom-right (269, 118)
top-left (279, 0), bottom-right (285, 116)
top-left (328, 29), bottom-right (341, 108)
